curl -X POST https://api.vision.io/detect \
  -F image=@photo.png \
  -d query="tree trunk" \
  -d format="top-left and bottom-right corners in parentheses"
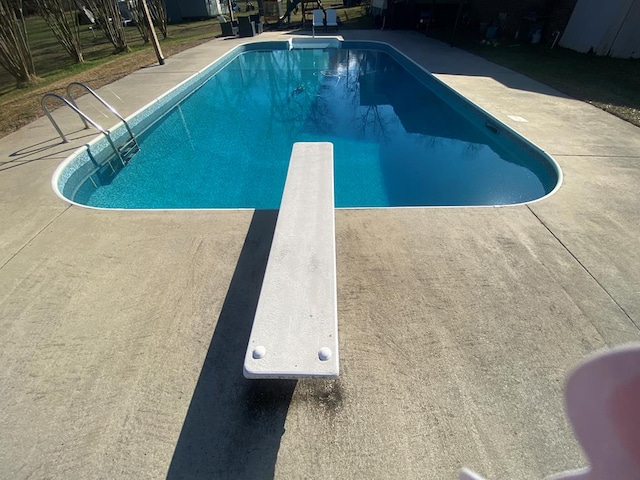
top-left (149, 0), bottom-right (167, 39)
top-left (0, 0), bottom-right (39, 86)
top-left (130, 0), bottom-right (167, 41)
top-left (130, 0), bottom-right (151, 43)
top-left (29, 0), bottom-right (85, 63)
top-left (84, 0), bottom-right (131, 53)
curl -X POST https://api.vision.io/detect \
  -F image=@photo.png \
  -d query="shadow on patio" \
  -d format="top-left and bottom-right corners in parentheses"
top-left (167, 210), bottom-right (297, 480)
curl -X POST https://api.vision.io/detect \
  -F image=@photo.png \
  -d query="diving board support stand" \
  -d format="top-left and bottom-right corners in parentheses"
top-left (243, 142), bottom-right (339, 379)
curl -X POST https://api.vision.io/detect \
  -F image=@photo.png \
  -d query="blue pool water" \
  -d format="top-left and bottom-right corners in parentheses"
top-left (62, 42), bottom-right (559, 208)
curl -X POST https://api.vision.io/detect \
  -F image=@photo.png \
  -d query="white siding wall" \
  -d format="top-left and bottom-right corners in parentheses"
top-left (609, 0), bottom-right (640, 57)
top-left (207, 0), bottom-right (223, 16)
top-left (560, 0), bottom-right (640, 58)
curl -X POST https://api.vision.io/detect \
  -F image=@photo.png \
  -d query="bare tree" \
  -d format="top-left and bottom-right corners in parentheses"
top-left (84, 0), bottom-right (130, 52)
top-left (0, 0), bottom-right (38, 86)
top-left (148, 0), bottom-right (166, 39)
top-left (128, 0), bottom-right (150, 43)
top-left (29, 0), bottom-right (84, 63)
top-left (128, 0), bottom-right (166, 42)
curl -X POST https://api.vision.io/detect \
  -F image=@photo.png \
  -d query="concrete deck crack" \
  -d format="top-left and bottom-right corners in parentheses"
top-left (526, 205), bottom-right (639, 332)
top-left (0, 205), bottom-right (72, 271)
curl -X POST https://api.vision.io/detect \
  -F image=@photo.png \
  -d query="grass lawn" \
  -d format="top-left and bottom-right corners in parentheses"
top-left (432, 28), bottom-right (640, 128)
top-left (0, 14), bottom-right (229, 138)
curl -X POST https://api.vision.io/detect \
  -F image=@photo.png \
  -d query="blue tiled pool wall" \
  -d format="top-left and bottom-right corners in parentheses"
top-left (58, 44), bottom-right (285, 199)
top-left (57, 39), bottom-right (560, 206)
top-left (59, 43), bottom-right (295, 200)
top-left (58, 47), bottom-right (242, 200)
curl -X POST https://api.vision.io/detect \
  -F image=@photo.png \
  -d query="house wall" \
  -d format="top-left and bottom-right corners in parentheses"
top-left (180, 0), bottom-right (220, 18)
top-left (607, 0), bottom-right (640, 57)
top-left (560, 0), bottom-right (640, 57)
top-left (165, 0), bottom-right (184, 23)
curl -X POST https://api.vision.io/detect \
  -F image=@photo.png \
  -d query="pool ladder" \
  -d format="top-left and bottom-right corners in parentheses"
top-left (42, 82), bottom-right (140, 166)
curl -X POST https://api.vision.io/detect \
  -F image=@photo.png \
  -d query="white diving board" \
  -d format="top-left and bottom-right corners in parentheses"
top-left (243, 142), bottom-right (339, 379)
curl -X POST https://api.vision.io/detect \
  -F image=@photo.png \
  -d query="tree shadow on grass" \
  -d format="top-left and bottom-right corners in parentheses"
top-left (167, 209), bottom-right (297, 480)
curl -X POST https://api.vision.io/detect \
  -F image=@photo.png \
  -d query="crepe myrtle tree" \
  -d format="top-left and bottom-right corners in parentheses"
top-left (128, 0), bottom-right (149, 42)
top-left (28, 0), bottom-right (84, 63)
top-left (147, 0), bottom-right (166, 39)
top-left (83, 0), bottom-right (130, 52)
top-left (0, 0), bottom-right (38, 86)
top-left (128, 0), bottom-right (167, 43)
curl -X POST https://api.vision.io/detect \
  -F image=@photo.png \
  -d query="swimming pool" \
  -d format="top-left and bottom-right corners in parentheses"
top-left (54, 39), bottom-right (561, 209)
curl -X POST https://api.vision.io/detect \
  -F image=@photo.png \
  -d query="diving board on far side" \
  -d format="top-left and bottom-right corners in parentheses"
top-left (243, 142), bottom-right (339, 379)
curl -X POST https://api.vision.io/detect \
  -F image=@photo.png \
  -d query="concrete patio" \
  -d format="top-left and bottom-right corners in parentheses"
top-left (1, 30), bottom-right (639, 479)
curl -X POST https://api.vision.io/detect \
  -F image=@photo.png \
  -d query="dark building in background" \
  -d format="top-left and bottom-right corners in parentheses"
top-left (378, 0), bottom-right (578, 45)
top-left (165, 0), bottom-right (223, 22)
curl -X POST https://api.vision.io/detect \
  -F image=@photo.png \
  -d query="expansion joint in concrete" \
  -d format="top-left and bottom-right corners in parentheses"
top-left (0, 205), bottom-right (72, 271)
top-left (526, 205), bottom-right (639, 332)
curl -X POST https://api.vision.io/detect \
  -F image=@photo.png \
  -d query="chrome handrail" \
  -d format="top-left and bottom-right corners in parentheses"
top-left (66, 82), bottom-right (138, 146)
top-left (41, 93), bottom-right (125, 165)
top-left (41, 93), bottom-right (89, 142)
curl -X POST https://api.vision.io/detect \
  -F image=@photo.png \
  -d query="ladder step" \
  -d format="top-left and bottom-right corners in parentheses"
top-left (118, 136), bottom-right (140, 164)
top-left (121, 138), bottom-right (139, 150)
top-left (120, 144), bottom-right (139, 156)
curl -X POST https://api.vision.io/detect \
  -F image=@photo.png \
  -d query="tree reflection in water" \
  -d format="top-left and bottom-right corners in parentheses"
top-left (78, 47), bottom-right (556, 208)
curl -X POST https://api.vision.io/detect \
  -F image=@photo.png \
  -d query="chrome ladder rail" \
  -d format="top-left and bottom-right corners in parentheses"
top-left (66, 82), bottom-right (140, 162)
top-left (42, 82), bottom-right (140, 165)
top-left (41, 93), bottom-right (127, 166)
